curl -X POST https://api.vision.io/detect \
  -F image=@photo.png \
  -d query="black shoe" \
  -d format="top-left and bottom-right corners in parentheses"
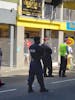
top-left (40, 88), bottom-right (48, 92)
top-left (28, 88), bottom-right (34, 93)
top-left (44, 74), bottom-right (48, 77)
top-left (48, 75), bottom-right (54, 77)
top-left (0, 83), bottom-right (5, 87)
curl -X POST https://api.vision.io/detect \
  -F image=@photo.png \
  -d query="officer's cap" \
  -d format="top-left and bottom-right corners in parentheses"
top-left (34, 36), bottom-right (40, 43)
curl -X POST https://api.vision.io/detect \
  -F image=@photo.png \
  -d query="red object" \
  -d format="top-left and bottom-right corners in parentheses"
top-left (26, 40), bottom-right (32, 48)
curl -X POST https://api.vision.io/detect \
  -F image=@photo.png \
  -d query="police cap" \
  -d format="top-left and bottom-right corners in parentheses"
top-left (34, 36), bottom-right (40, 43)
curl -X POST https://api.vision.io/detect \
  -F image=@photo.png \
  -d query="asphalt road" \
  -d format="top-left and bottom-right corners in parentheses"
top-left (0, 71), bottom-right (75, 100)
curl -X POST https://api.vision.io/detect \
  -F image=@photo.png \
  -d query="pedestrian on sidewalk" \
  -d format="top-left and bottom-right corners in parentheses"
top-left (0, 48), bottom-right (5, 87)
top-left (59, 39), bottom-right (68, 77)
top-left (28, 37), bottom-right (48, 93)
top-left (41, 38), bottom-right (54, 77)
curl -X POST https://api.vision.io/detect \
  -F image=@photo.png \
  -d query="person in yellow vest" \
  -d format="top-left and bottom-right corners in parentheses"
top-left (59, 39), bottom-right (68, 77)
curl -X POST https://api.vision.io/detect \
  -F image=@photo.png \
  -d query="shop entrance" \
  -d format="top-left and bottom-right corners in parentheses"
top-left (0, 24), bottom-right (16, 67)
top-left (0, 24), bottom-right (10, 66)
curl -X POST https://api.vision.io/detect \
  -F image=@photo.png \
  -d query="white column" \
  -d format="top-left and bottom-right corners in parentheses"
top-left (42, 0), bottom-right (45, 19)
top-left (10, 25), bottom-right (14, 67)
top-left (60, 3), bottom-right (63, 21)
top-left (59, 3), bottom-right (64, 43)
top-left (58, 31), bottom-right (64, 64)
top-left (17, 0), bottom-right (22, 16)
top-left (58, 31), bottom-right (64, 46)
top-left (41, 0), bottom-right (45, 44)
top-left (58, 3), bottom-right (64, 64)
top-left (41, 29), bottom-right (44, 44)
top-left (16, 26), bottom-right (24, 68)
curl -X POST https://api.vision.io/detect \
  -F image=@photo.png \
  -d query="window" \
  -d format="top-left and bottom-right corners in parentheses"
top-left (0, 25), bottom-right (9, 38)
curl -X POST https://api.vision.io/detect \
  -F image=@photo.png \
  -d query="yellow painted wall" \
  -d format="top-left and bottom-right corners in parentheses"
top-left (17, 17), bottom-right (66, 31)
top-left (17, 1), bottom-right (75, 32)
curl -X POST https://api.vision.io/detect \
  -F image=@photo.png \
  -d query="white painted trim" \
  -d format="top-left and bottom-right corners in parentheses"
top-left (0, 1), bottom-right (17, 10)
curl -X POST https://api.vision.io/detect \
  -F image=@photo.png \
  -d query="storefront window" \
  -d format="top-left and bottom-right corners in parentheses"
top-left (0, 24), bottom-right (10, 66)
top-left (0, 25), bottom-right (9, 38)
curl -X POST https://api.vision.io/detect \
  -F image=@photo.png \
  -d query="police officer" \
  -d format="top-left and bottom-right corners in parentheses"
top-left (28, 37), bottom-right (48, 93)
top-left (41, 38), bottom-right (54, 77)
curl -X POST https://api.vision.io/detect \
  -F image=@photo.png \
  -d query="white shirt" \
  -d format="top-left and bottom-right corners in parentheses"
top-left (68, 46), bottom-right (73, 54)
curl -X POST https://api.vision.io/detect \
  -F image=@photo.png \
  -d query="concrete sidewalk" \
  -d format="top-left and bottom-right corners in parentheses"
top-left (1, 67), bottom-right (75, 77)
top-left (0, 62), bottom-right (59, 77)
top-left (0, 63), bottom-right (75, 77)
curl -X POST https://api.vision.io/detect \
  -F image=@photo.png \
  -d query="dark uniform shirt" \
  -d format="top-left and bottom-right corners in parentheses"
top-left (29, 44), bottom-right (43, 61)
top-left (41, 44), bottom-right (52, 66)
top-left (29, 43), bottom-right (43, 73)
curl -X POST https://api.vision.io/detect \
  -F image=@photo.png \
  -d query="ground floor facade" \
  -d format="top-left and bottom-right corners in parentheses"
top-left (0, 21), bottom-right (75, 72)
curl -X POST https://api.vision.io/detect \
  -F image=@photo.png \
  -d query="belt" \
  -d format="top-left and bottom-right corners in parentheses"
top-left (31, 58), bottom-right (40, 61)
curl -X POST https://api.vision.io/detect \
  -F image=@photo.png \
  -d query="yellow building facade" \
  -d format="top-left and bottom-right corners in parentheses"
top-left (0, 0), bottom-right (75, 73)
top-left (16, 0), bottom-right (75, 68)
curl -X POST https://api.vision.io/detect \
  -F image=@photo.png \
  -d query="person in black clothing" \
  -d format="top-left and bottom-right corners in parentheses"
top-left (28, 37), bottom-right (48, 93)
top-left (0, 48), bottom-right (5, 87)
top-left (41, 38), bottom-right (54, 77)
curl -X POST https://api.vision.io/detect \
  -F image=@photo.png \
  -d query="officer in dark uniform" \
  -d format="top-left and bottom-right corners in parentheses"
top-left (41, 38), bottom-right (54, 77)
top-left (28, 37), bottom-right (48, 93)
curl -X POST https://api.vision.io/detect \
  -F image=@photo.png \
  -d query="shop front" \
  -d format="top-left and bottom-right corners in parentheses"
top-left (0, 5), bottom-right (16, 67)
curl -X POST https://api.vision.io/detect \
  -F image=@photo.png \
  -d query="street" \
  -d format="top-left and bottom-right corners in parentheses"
top-left (0, 71), bottom-right (75, 100)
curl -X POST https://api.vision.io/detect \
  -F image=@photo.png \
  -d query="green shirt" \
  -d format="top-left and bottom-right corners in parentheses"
top-left (59, 43), bottom-right (67, 56)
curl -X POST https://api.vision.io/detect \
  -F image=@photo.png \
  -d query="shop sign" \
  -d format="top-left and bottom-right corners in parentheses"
top-left (22, 0), bottom-right (42, 17)
top-left (66, 22), bottom-right (75, 31)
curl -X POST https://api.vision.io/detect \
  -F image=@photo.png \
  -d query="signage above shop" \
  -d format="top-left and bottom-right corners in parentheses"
top-left (22, 0), bottom-right (42, 17)
top-left (66, 22), bottom-right (75, 31)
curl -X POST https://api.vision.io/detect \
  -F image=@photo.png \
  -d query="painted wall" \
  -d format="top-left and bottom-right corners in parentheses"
top-left (17, 17), bottom-right (66, 31)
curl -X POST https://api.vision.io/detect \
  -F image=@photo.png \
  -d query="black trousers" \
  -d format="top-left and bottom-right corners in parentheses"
top-left (28, 61), bottom-right (45, 90)
top-left (59, 56), bottom-right (67, 76)
top-left (43, 60), bottom-right (52, 76)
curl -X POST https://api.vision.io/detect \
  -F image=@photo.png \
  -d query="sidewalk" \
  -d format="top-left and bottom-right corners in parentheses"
top-left (0, 63), bottom-right (75, 77)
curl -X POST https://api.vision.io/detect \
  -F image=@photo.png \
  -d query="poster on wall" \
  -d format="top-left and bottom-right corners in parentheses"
top-left (22, 0), bottom-right (42, 17)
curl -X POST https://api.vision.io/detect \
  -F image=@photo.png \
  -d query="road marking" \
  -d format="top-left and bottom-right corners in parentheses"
top-left (51, 78), bottom-right (75, 84)
top-left (0, 79), bottom-right (75, 93)
top-left (0, 89), bottom-right (16, 93)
